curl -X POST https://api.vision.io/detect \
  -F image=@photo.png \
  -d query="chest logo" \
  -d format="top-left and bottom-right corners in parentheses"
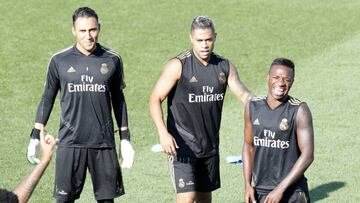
top-left (67, 66), bottom-right (76, 73)
top-left (100, 63), bottom-right (109, 75)
top-left (253, 118), bottom-right (260, 125)
top-left (219, 72), bottom-right (226, 84)
top-left (189, 76), bottom-right (198, 83)
top-left (279, 118), bottom-right (289, 131)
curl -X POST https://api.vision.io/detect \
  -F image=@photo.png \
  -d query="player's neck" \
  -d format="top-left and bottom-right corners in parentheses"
top-left (267, 95), bottom-right (289, 110)
top-left (192, 49), bottom-right (211, 66)
top-left (76, 44), bottom-right (97, 56)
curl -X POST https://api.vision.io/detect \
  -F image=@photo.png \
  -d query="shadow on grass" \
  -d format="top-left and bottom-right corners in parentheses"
top-left (310, 181), bottom-right (345, 202)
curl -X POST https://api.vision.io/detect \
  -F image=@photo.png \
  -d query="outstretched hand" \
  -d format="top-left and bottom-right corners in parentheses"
top-left (39, 132), bottom-right (58, 164)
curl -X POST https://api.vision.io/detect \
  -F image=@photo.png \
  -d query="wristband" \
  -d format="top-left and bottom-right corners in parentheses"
top-left (30, 128), bottom-right (40, 139)
top-left (119, 129), bottom-right (130, 141)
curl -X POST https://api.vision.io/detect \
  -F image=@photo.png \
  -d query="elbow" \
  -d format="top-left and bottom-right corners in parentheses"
top-left (304, 152), bottom-right (314, 166)
top-left (148, 95), bottom-right (160, 113)
top-left (309, 154), bottom-right (314, 164)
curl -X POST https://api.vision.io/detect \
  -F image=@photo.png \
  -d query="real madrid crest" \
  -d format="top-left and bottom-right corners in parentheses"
top-left (219, 72), bottom-right (226, 84)
top-left (178, 178), bottom-right (185, 188)
top-left (279, 118), bottom-right (289, 131)
top-left (100, 63), bottom-right (109, 75)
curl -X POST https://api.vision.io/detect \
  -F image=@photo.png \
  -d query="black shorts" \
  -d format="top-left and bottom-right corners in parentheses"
top-left (256, 189), bottom-right (310, 203)
top-left (54, 147), bottom-right (124, 201)
top-left (168, 155), bottom-right (220, 193)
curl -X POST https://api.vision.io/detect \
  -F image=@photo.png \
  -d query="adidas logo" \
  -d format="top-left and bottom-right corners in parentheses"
top-left (253, 118), bottom-right (260, 125)
top-left (67, 66), bottom-right (76, 73)
top-left (189, 76), bottom-right (198, 83)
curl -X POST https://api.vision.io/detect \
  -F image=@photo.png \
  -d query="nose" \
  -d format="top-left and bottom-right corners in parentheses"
top-left (85, 31), bottom-right (92, 39)
top-left (201, 41), bottom-right (208, 48)
top-left (278, 78), bottom-right (286, 86)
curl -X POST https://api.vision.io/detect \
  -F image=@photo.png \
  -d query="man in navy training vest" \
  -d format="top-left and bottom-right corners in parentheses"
top-left (149, 16), bottom-right (253, 203)
top-left (242, 58), bottom-right (314, 203)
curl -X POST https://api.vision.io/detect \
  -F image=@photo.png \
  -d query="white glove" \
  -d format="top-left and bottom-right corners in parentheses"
top-left (119, 140), bottom-right (135, 168)
top-left (27, 138), bottom-right (40, 165)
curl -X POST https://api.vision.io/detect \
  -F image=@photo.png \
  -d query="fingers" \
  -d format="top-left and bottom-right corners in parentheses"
top-left (173, 139), bottom-right (179, 149)
top-left (27, 156), bottom-right (40, 165)
top-left (160, 133), bottom-right (178, 156)
top-left (44, 134), bottom-right (59, 146)
top-left (163, 142), bottom-right (177, 156)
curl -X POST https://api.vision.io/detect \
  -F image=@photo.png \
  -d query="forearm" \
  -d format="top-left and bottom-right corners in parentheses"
top-left (112, 91), bottom-right (129, 128)
top-left (275, 154), bottom-right (314, 192)
top-left (13, 160), bottom-right (50, 203)
top-left (149, 97), bottom-right (168, 135)
top-left (242, 143), bottom-right (254, 187)
top-left (34, 123), bottom-right (45, 131)
top-left (35, 88), bottom-right (57, 124)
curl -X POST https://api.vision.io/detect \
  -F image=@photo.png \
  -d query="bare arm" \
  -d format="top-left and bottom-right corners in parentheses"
top-left (14, 133), bottom-right (57, 203)
top-left (242, 101), bottom-right (256, 203)
top-left (228, 63), bottom-right (253, 104)
top-left (265, 103), bottom-right (314, 203)
top-left (149, 59), bottom-right (182, 155)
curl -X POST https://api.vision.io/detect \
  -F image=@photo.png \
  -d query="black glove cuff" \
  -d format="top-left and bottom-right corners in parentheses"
top-left (119, 129), bottom-right (130, 141)
top-left (30, 128), bottom-right (40, 139)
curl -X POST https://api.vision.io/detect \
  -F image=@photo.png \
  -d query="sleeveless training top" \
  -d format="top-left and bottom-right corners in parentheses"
top-left (249, 96), bottom-right (308, 193)
top-left (167, 49), bottom-right (229, 158)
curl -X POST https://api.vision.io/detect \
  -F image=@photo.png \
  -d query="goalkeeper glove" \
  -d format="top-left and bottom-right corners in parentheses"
top-left (26, 128), bottom-right (41, 165)
top-left (118, 129), bottom-right (134, 168)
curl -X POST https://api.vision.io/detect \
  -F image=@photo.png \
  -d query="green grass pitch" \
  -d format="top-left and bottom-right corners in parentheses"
top-left (0, 0), bottom-right (359, 202)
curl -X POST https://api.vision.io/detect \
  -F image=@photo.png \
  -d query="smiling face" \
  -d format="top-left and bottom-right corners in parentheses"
top-left (190, 28), bottom-right (216, 65)
top-left (72, 16), bottom-right (100, 55)
top-left (267, 64), bottom-right (294, 102)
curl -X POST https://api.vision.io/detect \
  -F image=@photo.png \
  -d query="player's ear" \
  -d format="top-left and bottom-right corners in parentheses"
top-left (98, 23), bottom-right (101, 32)
top-left (72, 25), bottom-right (76, 36)
top-left (189, 32), bottom-right (193, 43)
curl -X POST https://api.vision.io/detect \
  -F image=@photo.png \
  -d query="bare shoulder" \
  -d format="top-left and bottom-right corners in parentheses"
top-left (162, 58), bottom-right (182, 80)
top-left (296, 101), bottom-right (313, 126)
top-left (298, 102), bottom-right (311, 115)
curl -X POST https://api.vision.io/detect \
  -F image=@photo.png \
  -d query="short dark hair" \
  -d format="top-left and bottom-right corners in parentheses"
top-left (0, 189), bottom-right (19, 203)
top-left (72, 7), bottom-right (98, 24)
top-left (191, 16), bottom-right (215, 32)
top-left (270, 58), bottom-right (295, 78)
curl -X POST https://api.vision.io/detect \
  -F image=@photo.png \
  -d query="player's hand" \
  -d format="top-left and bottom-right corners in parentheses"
top-left (159, 131), bottom-right (178, 156)
top-left (119, 139), bottom-right (135, 168)
top-left (264, 187), bottom-right (284, 203)
top-left (39, 133), bottom-right (58, 163)
top-left (26, 128), bottom-right (43, 165)
top-left (245, 184), bottom-right (256, 203)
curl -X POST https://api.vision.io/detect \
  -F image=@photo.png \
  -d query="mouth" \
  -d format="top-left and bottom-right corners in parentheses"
top-left (200, 50), bottom-right (210, 56)
top-left (274, 86), bottom-right (286, 95)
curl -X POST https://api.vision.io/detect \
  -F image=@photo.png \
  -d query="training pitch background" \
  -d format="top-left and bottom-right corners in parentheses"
top-left (0, 0), bottom-right (359, 202)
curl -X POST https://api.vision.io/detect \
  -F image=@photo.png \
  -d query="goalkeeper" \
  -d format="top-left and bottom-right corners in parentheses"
top-left (26, 7), bottom-right (134, 203)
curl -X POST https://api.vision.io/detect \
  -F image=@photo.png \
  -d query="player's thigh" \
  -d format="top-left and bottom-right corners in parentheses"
top-left (169, 156), bottom-right (198, 193)
top-left (54, 147), bottom-right (88, 201)
top-left (196, 155), bottom-right (220, 192)
top-left (87, 148), bottom-right (124, 200)
top-left (284, 190), bottom-right (310, 203)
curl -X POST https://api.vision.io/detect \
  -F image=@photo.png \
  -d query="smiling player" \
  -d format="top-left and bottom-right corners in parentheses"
top-left (242, 58), bottom-right (314, 203)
